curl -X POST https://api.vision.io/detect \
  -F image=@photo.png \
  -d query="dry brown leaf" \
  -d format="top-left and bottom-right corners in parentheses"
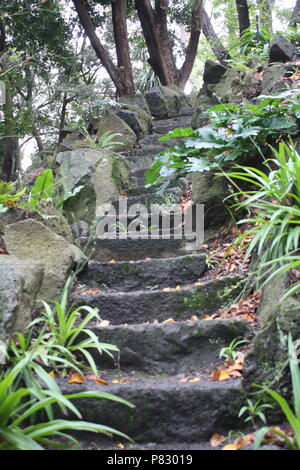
top-left (222, 443), bottom-right (238, 450)
top-left (190, 315), bottom-right (199, 321)
top-left (234, 434), bottom-right (255, 449)
top-left (163, 318), bottom-right (176, 324)
top-left (68, 373), bottom-right (85, 384)
top-left (210, 369), bottom-right (231, 381)
top-left (210, 434), bottom-right (226, 448)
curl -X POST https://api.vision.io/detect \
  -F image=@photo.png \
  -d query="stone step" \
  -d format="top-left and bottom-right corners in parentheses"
top-left (124, 178), bottom-right (190, 197)
top-left (78, 237), bottom-right (189, 261)
top-left (78, 254), bottom-right (207, 291)
top-left (88, 318), bottom-right (249, 374)
top-left (72, 275), bottom-right (245, 324)
top-left (111, 188), bottom-right (182, 213)
top-left (60, 375), bottom-right (245, 443)
top-left (152, 115), bottom-right (193, 135)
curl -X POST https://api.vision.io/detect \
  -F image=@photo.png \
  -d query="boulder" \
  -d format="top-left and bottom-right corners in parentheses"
top-left (0, 256), bottom-right (44, 333)
top-left (203, 60), bottom-right (227, 84)
top-left (56, 148), bottom-right (129, 225)
top-left (91, 112), bottom-right (137, 152)
top-left (260, 64), bottom-right (292, 95)
top-left (212, 68), bottom-right (256, 104)
top-left (0, 263), bottom-right (22, 350)
top-left (192, 171), bottom-right (230, 228)
top-left (191, 95), bottom-right (216, 129)
top-left (116, 109), bottom-right (151, 139)
top-left (119, 94), bottom-right (151, 116)
top-left (0, 205), bottom-right (73, 244)
top-left (4, 219), bottom-right (85, 304)
top-left (145, 87), bottom-right (168, 119)
top-left (269, 35), bottom-right (295, 63)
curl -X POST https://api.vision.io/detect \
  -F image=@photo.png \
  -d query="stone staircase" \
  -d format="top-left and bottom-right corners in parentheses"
top-left (65, 107), bottom-right (250, 449)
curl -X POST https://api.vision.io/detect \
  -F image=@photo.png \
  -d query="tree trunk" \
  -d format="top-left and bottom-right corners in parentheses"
top-left (202, 10), bottom-right (231, 66)
top-left (235, 0), bottom-right (251, 36)
top-left (72, 0), bottom-right (134, 97)
top-left (257, 0), bottom-right (275, 34)
top-left (290, 0), bottom-right (300, 27)
top-left (179, 0), bottom-right (204, 89)
top-left (135, 0), bottom-right (177, 86)
top-left (0, 21), bottom-right (20, 182)
top-left (111, 0), bottom-right (135, 96)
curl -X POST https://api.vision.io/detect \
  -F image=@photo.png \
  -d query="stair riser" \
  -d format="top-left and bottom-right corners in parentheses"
top-left (91, 319), bottom-right (249, 374)
top-left (78, 237), bottom-right (188, 261)
top-left (61, 380), bottom-right (246, 443)
top-left (72, 276), bottom-right (245, 324)
top-left (78, 255), bottom-right (206, 291)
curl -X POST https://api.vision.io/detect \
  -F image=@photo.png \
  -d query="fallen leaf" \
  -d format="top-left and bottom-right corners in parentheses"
top-left (0, 249), bottom-right (8, 255)
top-left (82, 288), bottom-right (100, 295)
top-left (188, 377), bottom-right (201, 383)
top-left (234, 434), bottom-right (255, 449)
top-left (117, 443), bottom-right (125, 449)
top-left (175, 285), bottom-right (181, 290)
top-left (163, 318), bottom-right (176, 324)
top-left (179, 378), bottom-right (189, 383)
top-left (112, 379), bottom-right (128, 384)
top-left (210, 369), bottom-right (231, 381)
top-left (98, 320), bottom-right (110, 328)
top-left (68, 373), bottom-right (85, 384)
top-left (49, 371), bottom-right (58, 379)
top-left (109, 259), bottom-right (116, 263)
top-left (190, 315), bottom-right (199, 321)
top-left (210, 433), bottom-right (225, 448)
top-left (87, 375), bottom-right (109, 385)
top-left (222, 444), bottom-right (238, 450)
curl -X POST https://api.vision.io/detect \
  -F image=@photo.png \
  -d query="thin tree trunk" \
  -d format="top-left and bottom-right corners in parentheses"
top-left (290, 0), bottom-right (300, 27)
top-left (235, 0), bottom-right (251, 36)
top-left (257, 0), bottom-right (275, 34)
top-left (111, 0), bottom-right (135, 96)
top-left (202, 10), bottom-right (231, 65)
top-left (179, 0), bottom-right (203, 89)
top-left (135, 0), bottom-right (176, 86)
top-left (72, 0), bottom-right (134, 96)
top-left (0, 20), bottom-right (19, 181)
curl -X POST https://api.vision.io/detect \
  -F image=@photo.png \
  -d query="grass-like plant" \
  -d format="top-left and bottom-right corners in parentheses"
top-left (219, 337), bottom-right (248, 361)
top-left (252, 334), bottom-right (300, 450)
top-left (238, 398), bottom-right (274, 426)
top-left (223, 140), bottom-right (300, 290)
top-left (29, 277), bottom-right (118, 376)
top-left (0, 356), bottom-right (133, 450)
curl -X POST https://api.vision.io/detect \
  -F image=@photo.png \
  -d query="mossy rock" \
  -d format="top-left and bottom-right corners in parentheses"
top-left (92, 112), bottom-right (137, 152)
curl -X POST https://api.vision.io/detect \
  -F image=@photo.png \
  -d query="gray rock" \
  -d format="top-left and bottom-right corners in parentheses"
top-left (0, 256), bottom-right (43, 332)
top-left (260, 64), bottom-right (292, 95)
top-left (145, 87), bottom-right (168, 119)
top-left (71, 220), bottom-right (90, 239)
top-left (203, 60), bottom-right (227, 84)
top-left (89, 318), bottom-right (250, 374)
top-left (269, 35), bottom-right (295, 63)
top-left (0, 263), bottom-right (22, 347)
top-left (72, 275), bottom-right (245, 324)
top-left (0, 205), bottom-right (73, 244)
top-left (91, 112), bottom-right (137, 152)
top-left (192, 171), bottom-right (230, 228)
top-left (56, 148), bottom-right (129, 225)
top-left (79, 254), bottom-right (207, 291)
top-left (116, 109), bottom-right (150, 139)
top-left (60, 377), bottom-right (245, 442)
top-left (119, 94), bottom-right (151, 116)
top-left (4, 219), bottom-right (84, 304)
top-left (212, 68), bottom-right (256, 104)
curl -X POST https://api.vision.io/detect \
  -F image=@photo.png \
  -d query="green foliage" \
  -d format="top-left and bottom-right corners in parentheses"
top-left (252, 334), bottom-right (300, 450)
top-left (77, 126), bottom-right (123, 151)
top-left (224, 141), bottom-right (300, 293)
top-left (0, 181), bottom-right (26, 213)
top-left (219, 337), bottom-right (248, 361)
top-left (145, 93), bottom-right (300, 190)
top-left (29, 277), bottom-right (119, 376)
top-left (238, 398), bottom-right (274, 426)
top-left (29, 169), bottom-right (54, 210)
top-left (0, 357), bottom-right (133, 450)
